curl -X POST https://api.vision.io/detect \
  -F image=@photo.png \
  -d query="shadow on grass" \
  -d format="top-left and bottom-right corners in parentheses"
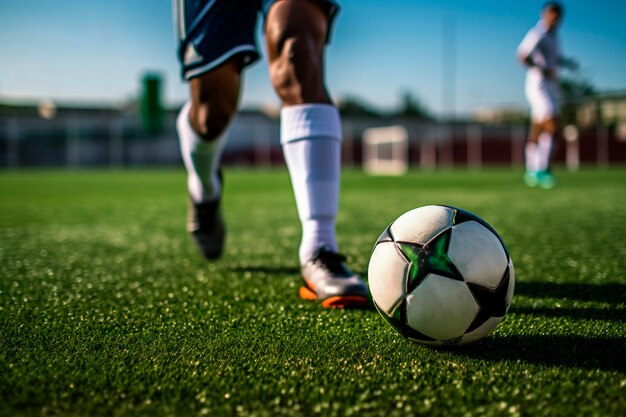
top-left (515, 282), bottom-right (626, 304)
top-left (513, 282), bottom-right (626, 321)
top-left (513, 306), bottom-right (625, 322)
top-left (453, 282), bottom-right (625, 371)
top-left (227, 266), bottom-right (378, 311)
top-left (452, 335), bottom-right (626, 373)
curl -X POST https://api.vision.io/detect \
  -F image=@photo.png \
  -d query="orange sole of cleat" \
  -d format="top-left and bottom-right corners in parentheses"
top-left (299, 286), bottom-right (318, 300)
top-left (299, 286), bottom-right (368, 308)
top-left (321, 295), bottom-right (369, 309)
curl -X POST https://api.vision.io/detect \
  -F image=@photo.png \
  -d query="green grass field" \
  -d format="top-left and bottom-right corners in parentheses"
top-left (1, 168), bottom-right (625, 417)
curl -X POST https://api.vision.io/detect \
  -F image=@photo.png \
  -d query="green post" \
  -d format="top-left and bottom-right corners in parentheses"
top-left (140, 73), bottom-right (164, 135)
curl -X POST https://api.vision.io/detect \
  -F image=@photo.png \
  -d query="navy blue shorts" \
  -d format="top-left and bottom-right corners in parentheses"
top-left (174, 0), bottom-right (340, 80)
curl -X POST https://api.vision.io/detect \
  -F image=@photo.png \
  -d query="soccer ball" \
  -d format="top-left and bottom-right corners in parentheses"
top-left (368, 205), bottom-right (514, 346)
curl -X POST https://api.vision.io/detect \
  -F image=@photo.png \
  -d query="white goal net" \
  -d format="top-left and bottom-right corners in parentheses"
top-left (363, 125), bottom-right (409, 175)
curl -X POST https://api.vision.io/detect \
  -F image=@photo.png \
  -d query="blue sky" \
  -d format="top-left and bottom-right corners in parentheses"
top-left (1, 0), bottom-right (625, 116)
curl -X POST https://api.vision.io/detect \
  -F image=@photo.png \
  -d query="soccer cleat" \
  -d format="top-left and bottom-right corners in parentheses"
top-left (537, 170), bottom-right (555, 189)
top-left (187, 173), bottom-right (225, 260)
top-left (524, 171), bottom-right (538, 188)
top-left (187, 198), bottom-right (226, 259)
top-left (299, 246), bottom-right (369, 308)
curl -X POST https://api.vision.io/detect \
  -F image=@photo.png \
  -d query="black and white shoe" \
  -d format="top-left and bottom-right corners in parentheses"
top-left (299, 246), bottom-right (369, 308)
top-left (187, 173), bottom-right (225, 260)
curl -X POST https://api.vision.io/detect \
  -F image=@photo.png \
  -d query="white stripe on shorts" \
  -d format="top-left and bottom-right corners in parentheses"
top-left (184, 44), bottom-right (257, 79)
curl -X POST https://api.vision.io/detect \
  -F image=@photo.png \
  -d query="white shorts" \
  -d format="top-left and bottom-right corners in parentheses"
top-left (525, 78), bottom-right (559, 123)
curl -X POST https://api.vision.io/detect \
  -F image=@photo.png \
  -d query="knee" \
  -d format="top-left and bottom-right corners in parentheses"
top-left (528, 124), bottom-right (542, 143)
top-left (270, 36), bottom-right (320, 104)
top-left (189, 100), bottom-right (236, 141)
top-left (544, 119), bottom-right (559, 134)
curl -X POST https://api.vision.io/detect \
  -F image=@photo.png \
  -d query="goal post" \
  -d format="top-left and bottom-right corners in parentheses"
top-left (363, 125), bottom-right (409, 175)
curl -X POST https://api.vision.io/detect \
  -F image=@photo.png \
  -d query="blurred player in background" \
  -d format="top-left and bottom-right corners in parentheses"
top-left (173, 0), bottom-right (368, 307)
top-left (517, 2), bottom-right (565, 189)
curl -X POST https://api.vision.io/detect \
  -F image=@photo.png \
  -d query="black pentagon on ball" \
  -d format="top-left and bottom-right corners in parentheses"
top-left (395, 228), bottom-right (465, 295)
top-left (464, 266), bottom-right (511, 333)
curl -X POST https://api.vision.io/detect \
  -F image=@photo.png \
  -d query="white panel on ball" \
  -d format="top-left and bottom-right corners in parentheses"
top-left (405, 274), bottom-right (478, 341)
top-left (368, 242), bottom-right (409, 315)
top-left (461, 317), bottom-right (503, 345)
top-left (390, 205), bottom-right (453, 244)
top-left (448, 221), bottom-right (507, 289)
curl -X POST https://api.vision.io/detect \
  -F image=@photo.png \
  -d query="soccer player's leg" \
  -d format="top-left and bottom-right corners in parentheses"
top-left (265, 0), bottom-right (368, 308)
top-left (174, 0), bottom-right (259, 259)
top-left (536, 117), bottom-right (558, 189)
top-left (524, 122), bottom-right (542, 187)
top-left (178, 61), bottom-right (242, 259)
top-left (525, 83), bottom-right (558, 188)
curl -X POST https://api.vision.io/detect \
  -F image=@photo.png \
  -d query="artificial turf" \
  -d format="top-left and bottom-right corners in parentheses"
top-left (1, 168), bottom-right (625, 417)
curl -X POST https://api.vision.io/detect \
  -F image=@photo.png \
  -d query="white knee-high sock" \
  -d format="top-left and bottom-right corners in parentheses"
top-left (281, 104), bottom-right (342, 264)
top-left (537, 132), bottom-right (554, 172)
top-left (525, 141), bottom-right (539, 172)
top-left (176, 101), bottom-right (227, 203)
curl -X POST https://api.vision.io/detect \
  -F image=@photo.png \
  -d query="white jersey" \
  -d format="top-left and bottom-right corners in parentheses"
top-left (517, 20), bottom-right (560, 87)
top-left (518, 21), bottom-right (560, 121)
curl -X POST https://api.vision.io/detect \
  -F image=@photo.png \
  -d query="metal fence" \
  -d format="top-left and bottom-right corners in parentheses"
top-left (1, 113), bottom-right (624, 169)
